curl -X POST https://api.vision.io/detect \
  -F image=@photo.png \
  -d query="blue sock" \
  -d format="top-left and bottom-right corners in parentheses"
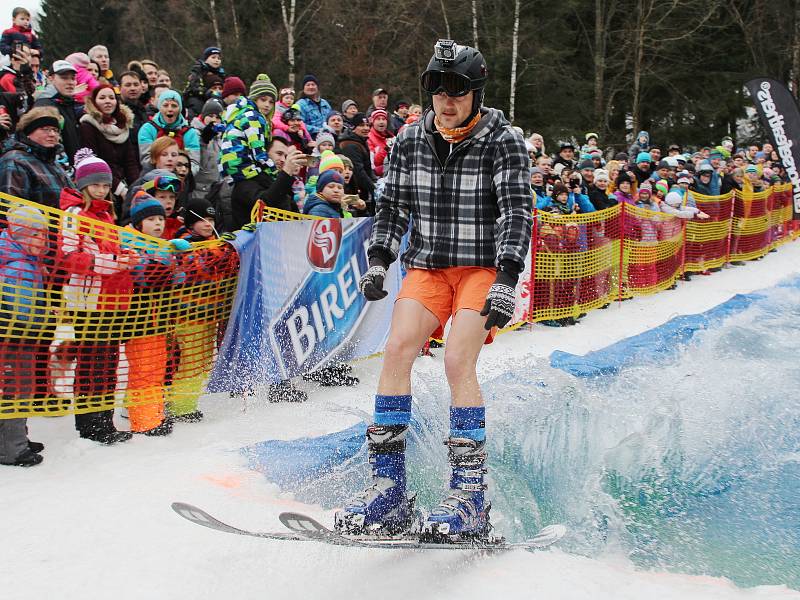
top-left (374, 394), bottom-right (412, 426)
top-left (450, 406), bottom-right (485, 442)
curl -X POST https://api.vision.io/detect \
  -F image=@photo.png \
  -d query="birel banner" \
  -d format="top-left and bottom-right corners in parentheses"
top-left (745, 77), bottom-right (800, 218)
top-left (208, 218), bottom-right (401, 391)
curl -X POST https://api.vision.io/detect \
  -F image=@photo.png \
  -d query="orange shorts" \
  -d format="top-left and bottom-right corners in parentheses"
top-left (396, 266), bottom-right (497, 344)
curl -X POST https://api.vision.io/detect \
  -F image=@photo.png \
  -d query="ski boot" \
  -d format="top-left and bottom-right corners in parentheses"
top-left (422, 437), bottom-right (491, 542)
top-left (335, 424), bottom-right (418, 536)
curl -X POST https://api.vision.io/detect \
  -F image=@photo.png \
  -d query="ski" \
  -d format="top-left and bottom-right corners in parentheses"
top-left (172, 502), bottom-right (566, 551)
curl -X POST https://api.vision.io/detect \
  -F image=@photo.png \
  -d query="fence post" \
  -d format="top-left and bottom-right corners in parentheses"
top-left (528, 209), bottom-right (538, 323)
top-left (724, 191), bottom-right (735, 264)
top-left (617, 202), bottom-right (626, 302)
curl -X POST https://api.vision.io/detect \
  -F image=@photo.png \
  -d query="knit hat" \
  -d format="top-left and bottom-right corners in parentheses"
top-left (638, 181), bottom-right (652, 195)
top-left (249, 74), bottom-right (277, 100)
top-left (338, 154), bottom-right (353, 170)
top-left (202, 46), bottom-right (221, 60)
top-left (745, 164), bottom-right (758, 174)
top-left (585, 132), bottom-right (599, 141)
top-left (203, 72), bottom-right (224, 90)
top-left (664, 191), bottom-right (683, 207)
top-left (201, 98), bottom-right (224, 118)
top-left (130, 191), bottom-right (166, 227)
top-left (302, 74), bottom-right (319, 86)
top-left (636, 151), bottom-right (652, 164)
top-left (158, 90), bottom-right (183, 111)
top-left (657, 159), bottom-right (670, 169)
top-left (616, 170), bottom-right (632, 186)
top-left (315, 131), bottom-right (335, 149)
top-left (530, 167), bottom-right (544, 176)
top-left (677, 171), bottom-right (693, 184)
top-left (65, 52), bottom-right (90, 68)
top-left (698, 162), bottom-right (714, 173)
top-left (326, 111), bottom-right (342, 123)
top-left (221, 76), bottom-right (246, 98)
top-left (184, 198), bottom-right (216, 229)
top-left (393, 99), bottom-right (410, 111)
top-left (614, 152), bottom-right (629, 162)
top-left (319, 150), bottom-right (344, 173)
top-left (351, 112), bottom-right (369, 127)
top-left (7, 205), bottom-right (48, 232)
top-left (74, 148), bottom-right (112, 190)
top-left (709, 148), bottom-right (724, 160)
top-left (316, 169), bottom-right (344, 193)
top-left (369, 108), bottom-right (388, 123)
top-left (578, 159), bottom-right (594, 170)
top-left (341, 99), bottom-right (357, 113)
top-left (594, 169), bottom-right (609, 182)
top-left (654, 180), bottom-right (669, 196)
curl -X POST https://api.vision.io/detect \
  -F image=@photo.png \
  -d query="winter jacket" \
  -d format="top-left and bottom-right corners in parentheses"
top-left (588, 187), bottom-right (617, 210)
top-left (34, 86), bottom-right (83, 164)
top-left (0, 135), bottom-right (73, 208)
top-left (191, 116), bottom-right (223, 195)
top-left (183, 60), bottom-right (226, 119)
top-left (370, 107), bottom-right (532, 277)
top-left (219, 96), bottom-right (270, 182)
top-left (79, 98), bottom-right (141, 199)
top-left (537, 193), bottom-right (595, 214)
top-left (613, 190), bottom-right (636, 206)
top-left (0, 229), bottom-right (53, 337)
top-left (297, 96), bottom-right (332, 138)
top-left (71, 65), bottom-right (99, 104)
top-left (0, 24), bottom-right (42, 57)
top-left (303, 193), bottom-right (344, 218)
top-left (367, 127), bottom-right (395, 177)
top-left (338, 129), bottom-right (376, 201)
top-left (272, 111), bottom-right (312, 144)
top-left (721, 174), bottom-right (742, 195)
top-left (138, 112), bottom-right (200, 175)
top-left (58, 188), bottom-right (133, 312)
top-left (661, 191), bottom-right (702, 219)
top-left (122, 99), bottom-right (148, 152)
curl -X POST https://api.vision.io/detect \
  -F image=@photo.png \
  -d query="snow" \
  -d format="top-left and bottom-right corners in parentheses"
top-left (4, 245), bottom-right (800, 600)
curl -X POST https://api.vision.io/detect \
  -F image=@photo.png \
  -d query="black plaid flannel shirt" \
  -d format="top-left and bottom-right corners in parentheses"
top-left (368, 108), bottom-right (533, 277)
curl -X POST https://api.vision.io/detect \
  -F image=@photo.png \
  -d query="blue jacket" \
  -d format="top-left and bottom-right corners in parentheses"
top-left (138, 113), bottom-right (201, 174)
top-left (0, 229), bottom-right (51, 334)
top-left (537, 192), bottom-right (595, 214)
top-left (303, 193), bottom-right (343, 219)
top-left (297, 97), bottom-right (332, 138)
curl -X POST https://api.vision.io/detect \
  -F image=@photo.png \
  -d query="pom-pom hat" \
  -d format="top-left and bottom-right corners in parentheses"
top-left (74, 148), bottom-right (112, 190)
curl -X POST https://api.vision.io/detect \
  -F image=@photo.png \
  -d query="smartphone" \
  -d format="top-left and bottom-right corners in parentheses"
top-left (13, 41), bottom-right (28, 55)
top-left (343, 195), bottom-right (361, 206)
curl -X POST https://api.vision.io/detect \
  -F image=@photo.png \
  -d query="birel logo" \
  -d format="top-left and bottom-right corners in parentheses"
top-left (306, 219), bottom-right (342, 272)
top-left (270, 220), bottom-right (370, 378)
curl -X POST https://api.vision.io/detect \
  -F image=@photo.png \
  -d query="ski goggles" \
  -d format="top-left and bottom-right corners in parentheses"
top-left (142, 175), bottom-right (182, 194)
top-left (420, 70), bottom-right (481, 97)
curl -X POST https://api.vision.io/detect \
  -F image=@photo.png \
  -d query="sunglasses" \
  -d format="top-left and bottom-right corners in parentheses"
top-left (142, 175), bottom-right (182, 194)
top-left (420, 70), bottom-right (478, 97)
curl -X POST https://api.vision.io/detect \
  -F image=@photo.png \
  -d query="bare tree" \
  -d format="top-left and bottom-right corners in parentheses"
top-left (508, 0), bottom-right (521, 121)
top-left (230, 0), bottom-right (240, 45)
top-left (439, 0), bottom-right (451, 39)
top-left (471, 0), bottom-right (479, 49)
top-left (278, 0), bottom-right (320, 89)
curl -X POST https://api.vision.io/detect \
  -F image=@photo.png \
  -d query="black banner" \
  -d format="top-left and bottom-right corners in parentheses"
top-left (745, 77), bottom-right (800, 218)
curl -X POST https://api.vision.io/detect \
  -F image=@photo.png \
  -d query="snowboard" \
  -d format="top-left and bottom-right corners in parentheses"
top-left (172, 502), bottom-right (567, 551)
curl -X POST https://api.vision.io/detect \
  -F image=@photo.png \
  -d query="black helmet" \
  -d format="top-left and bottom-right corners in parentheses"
top-left (421, 39), bottom-right (487, 112)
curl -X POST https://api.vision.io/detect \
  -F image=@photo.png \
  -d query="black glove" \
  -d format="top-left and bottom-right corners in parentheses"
top-left (480, 271), bottom-right (517, 330)
top-left (359, 258), bottom-right (388, 301)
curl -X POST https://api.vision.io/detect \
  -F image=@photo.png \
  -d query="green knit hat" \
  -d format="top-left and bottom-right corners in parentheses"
top-left (319, 150), bottom-right (344, 174)
top-left (249, 74), bottom-right (278, 100)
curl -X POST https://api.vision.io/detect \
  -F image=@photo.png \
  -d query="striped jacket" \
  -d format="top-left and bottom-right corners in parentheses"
top-left (369, 108), bottom-right (532, 276)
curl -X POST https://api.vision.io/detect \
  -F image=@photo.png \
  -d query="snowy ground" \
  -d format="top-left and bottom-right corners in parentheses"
top-left (5, 245), bottom-right (800, 600)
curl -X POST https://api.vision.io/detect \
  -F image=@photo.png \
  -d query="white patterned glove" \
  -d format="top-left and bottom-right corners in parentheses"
top-left (480, 271), bottom-right (517, 330)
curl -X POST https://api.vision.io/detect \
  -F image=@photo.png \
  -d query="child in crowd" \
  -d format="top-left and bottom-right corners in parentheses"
top-left (0, 205), bottom-right (50, 466)
top-left (169, 197), bottom-right (222, 421)
top-left (59, 150), bottom-right (135, 445)
top-left (121, 191), bottom-right (188, 435)
top-left (635, 181), bottom-right (659, 211)
top-left (0, 7), bottom-right (41, 58)
top-left (303, 170), bottom-right (345, 218)
top-left (64, 52), bottom-right (100, 104)
top-left (141, 171), bottom-right (184, 239)
top-left (184, 46), bottom-right (225, 119)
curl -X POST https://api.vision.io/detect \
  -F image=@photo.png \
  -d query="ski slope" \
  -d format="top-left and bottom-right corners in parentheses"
top-left (4, 244), bottom-right (800, 600)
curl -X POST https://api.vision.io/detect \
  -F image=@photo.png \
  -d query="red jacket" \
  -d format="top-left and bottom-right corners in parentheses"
top-left (367, 128), bottom-right (394, 177)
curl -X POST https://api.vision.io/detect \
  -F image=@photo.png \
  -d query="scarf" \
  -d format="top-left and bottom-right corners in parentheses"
top-left (434, 112), bottom-right (482, 144)
top-left (80, 112), bottom-right (130, 144)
